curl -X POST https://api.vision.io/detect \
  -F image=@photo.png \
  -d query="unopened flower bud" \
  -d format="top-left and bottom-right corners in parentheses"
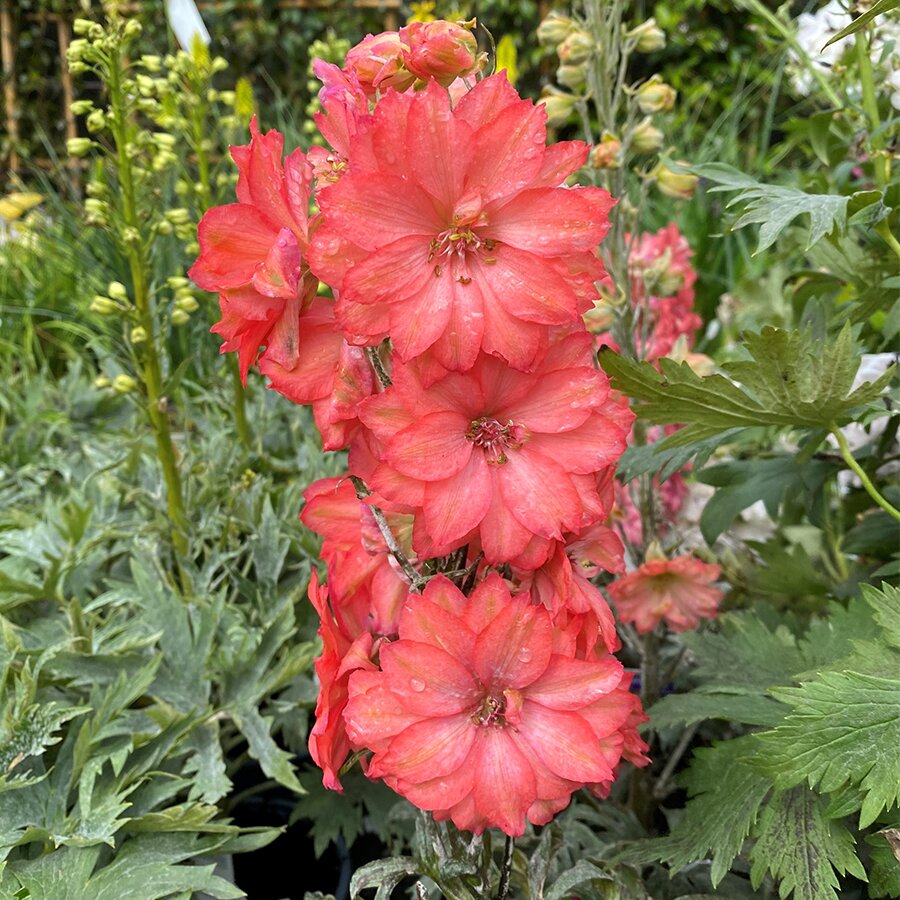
top-left (167, 276), bottom-right (190, 289)
top-left (113, 374), bottom-right (138, 393)
top-left (90, 295), bottom-right (118, 315)
top-left (130, 326), bottom-right (148, 344)
top-left (69, 60), bottom-right (89, 75)
top-left (628, 18), bottom-right (666, 53)
top-left (557, 30), bottom-right (594, 65)
top-left (66, 39), bottom-right (89, 63)
top-left (93, 374), bottom-right (111, 389)
top-left (175, 295), bottom-right (199, 313)
top-left (556, 63), bottom-right (587, 92)
top-left (631, 117), bottom-right (664, 152)
top-left (590, 134), bottom-right (622, 169)
top-left (141, 54), bottom-right (162, 72)
top-left (538, 87), bottom-right (577, 127)
top-left (73, 18), bottom-right (94, 35)
top-left (67, 137), bottom-right (93, 157)
top-left (107, 281), bottom-right (128, 301)
top-left (537, 12), bottom-right (576, 48)
top-left (402, 20), bottom-right (483, 87)
top-left (124, 19), bottom-right (142, 38)
top-left (652, 161), bottom-right (699, 199)
top-left (171, 308), bottom-right (191, 326)
top-left (156, 220), bottom-right (174, 236)
top-left (636, 76), bottom-right (676, 114)
top-left (164, 208), bottom-right (192, 225)
top-left (70, 99), bottom-right (94, 115)
top-left (86, 109), bottom-right (106, 132)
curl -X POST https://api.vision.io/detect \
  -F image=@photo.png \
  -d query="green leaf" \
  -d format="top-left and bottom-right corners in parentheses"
top-left (349, 857), bottom-right (419, 900)
top-left (293, 771), bottom-right (364, 859)
top-left (598, 325), bottom-right (894, 444)
top-left (749, 788), bottom-right (865, 900)
top-left (866, 827), bottom-right (900, 898)
top-left (649, 692), bottom-right (787, 729)
top-left (823, 0), bottom-right (900, 48)
top-left (253, 496), bottom-right (291, 589)
top-left (232, 705), bottom-right (303, 795)
top-left (756, 671), bottom-right (900, 826)
top-left (691, 162), bottom-right (849, 253)
top-left (648, 736), bottom-right (772, 886)
top-left (544, 859), bottom-right (618, 900)
top-left (616, 430), bottom-right (740, 484)
top-left (861, 582), bottom-right (900, 650)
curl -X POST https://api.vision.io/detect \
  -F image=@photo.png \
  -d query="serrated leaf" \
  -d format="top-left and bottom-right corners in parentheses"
top-left (692, 162), bottom-right (848, 253)
top-left (823, 0), bottom-right (900, 48)
top-left (756, 671), bottom-right (900, 827)
top-left (232, 705), bottom-right (303, 795)
top-left (616, 430), bottom-right (740, 484)
top-left (646, 736), bottom-right (772, 886)
top-left (649, 692), bottom-right (787, 729)
top-left (749, 787), bottom-right (865, 900)
top-left (599, 326), bottom-right (894, 445)
top-left (293, 771), bottom-right (363, 858)
top-left (253, 496), bottom-right (291, 588)
top-left (861, 582), bottom-right (900, 650)
top-left (867, 827), bottom-right (900, 898)
top-left (544, 859), bottom-right (617, 900)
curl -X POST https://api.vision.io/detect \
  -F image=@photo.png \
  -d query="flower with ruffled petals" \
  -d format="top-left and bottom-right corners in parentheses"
top-left (356, 332), bottom-right (631, 564)
top-left (400, 20), bottom-right (484, 85)
top-left (606, 554), bottom-right (723, 633)
top-left (343, 574), bottom-right (646, 835)
top-left (309, 73), bottom-right (614, 372)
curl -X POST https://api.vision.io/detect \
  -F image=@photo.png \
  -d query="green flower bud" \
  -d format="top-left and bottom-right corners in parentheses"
top-left (124, 19), bottom-right (143, 38)
top-left (67, 137), bottom-right (93, 157)
top-left (93, 374), bottom-right (111, 388)
top-left (140, 54), bottom-right (162, 72)
top-left (113, 373), bottom-right (138, 393)
top-left (556, 63), bottom-right (587, 92)
top-left (628, 18), bottom-right (666, 53)
top-left (165, 208), bottom-right (192, 225)
top-left (652, 161), bottom-right (699, 199)
top-left (70, 99), bottom-right (94, 115)
top-left (66, 39), bottom-right (89, 62)
top-left (107, 281), bottom-right (128, 301)
top-left (557, 30), bottom-right (594, 65)
top-left (537, 12), bottom-right (576, 48)
top-left (631, 117), bottom-right (664, 152)
top-left (167, 276), bottom-right (190, 289)
top-left (171, 308), bottom-right (191, 326)
top-left (73, 18), bottom-right (94, 35)
top-left (129, 326), bottom-right (148, 344)
top-left (175, 296), bottom-right (199, 313)
top-left (538, 87), bottom-right (577, 127)
top-left (156, 220), bottom-right (174, 236)
top-left (86, 109), bottom-right (106, 132)
top-left (90, 295), bottom-right (118, 315)
top-left (636, 75), bottom-right (677, 114)
top-left (69, 60), bottom-right (89, 75)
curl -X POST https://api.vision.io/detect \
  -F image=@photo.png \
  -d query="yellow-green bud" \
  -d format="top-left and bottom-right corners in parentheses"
top-left (90, 295), bottom-right (118, 315)
top-left (93, 374), bottom-right (111, 389)
top-left (152, 132), bottom-right (177, 150)
top-left (107, 281), bottom-right (128, 301)
top-left (652, 161), bottom-right (699, 199)
top-left (130, 326), bottom-right (148, 344)
top-left (70, 99), bottom-right (94, 115)
top-left (88, 23), bottom-right (105, 41)
top-left (69, 60), bottom-right (89, 75)
top-left (636, 76), bottom-right (677, 114)
top-left (66, 39), bottom-right (89, 62)
top-left (537, 12), bottom-right (576, 48)
top-left (156, 220), bottom-right (174, 236)
top-left (141, 54), bottom-right (162, 72)
top-left (218, 90), bottom-right (236, 106)
top-left (557, 30), bottom-right (594, 65)
top-left (175, 286), bottom-right (195, 300)
top-left (124, 19), bottom-right (143, 38)
top-left (165, 208), bottom-right (192, 225)
top-left (86, 109), bottom-right (106, 132)
top-left (171, 308), bottom-right (191, 326)
top-left (631, 117), bottom-right (664, 152)
top-left (211, 56), bottom-right (228, 73)
top-left (73, 18), bottom-right (94, 35)
top-left (175, 296), bottom-right (199, 313)
top-left (185, 241), bottom-right (200, 257)
top-left (538, 87), bottom-right (577, 127)
top-left (67, 137), bottom-right (93, 157)
top-left (628, 18), bottom-right (666, 53)
top-left (590, 135), bottom-right (622, 170)
top-left (167, 276), bottom-right (190, 289)
top-left (556, 63), bottom-right (587, 93)
top-left (113, 374), bottom-right (138, 393)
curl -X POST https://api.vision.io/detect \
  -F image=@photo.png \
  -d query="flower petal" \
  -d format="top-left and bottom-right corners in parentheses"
top-left (385, 410), bottom-right (473, 481)
top-left (380, 641), bottom-right (478, 715)
top-left (471, 728), bottom-right (535, 836)
top-left (423, 452), bottom-right (492, 547)
top-left (498, 450), bottom-right (582, 538)
top-left (472, 597), bottom-right (552, 689)
top-left (372, 714), bottom-right (475, 782)
top-left (527, 655), bottom-right (623, 710)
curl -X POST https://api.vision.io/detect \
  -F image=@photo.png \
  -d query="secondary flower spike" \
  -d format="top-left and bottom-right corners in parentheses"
top-left (309, 73), bottom-right (615, 372)
top-left (343, 574), bottom-right (647, 836)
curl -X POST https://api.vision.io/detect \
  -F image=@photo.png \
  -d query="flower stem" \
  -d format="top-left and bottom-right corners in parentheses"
top-left (108, 45), bottom-right (188, 556)
top-left (495, 835), bottom-right (514, 900)
top-left (830, 424), bottom-right (900, 521)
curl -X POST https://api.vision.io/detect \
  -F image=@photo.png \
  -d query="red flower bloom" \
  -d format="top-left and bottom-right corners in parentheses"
top-left (357, 333), bottom-right (631, 564)
top-left (344, 574), bottom-right (645, 835)
top-left (607, 554), bottom-right (724, 633)
top-left (309, 74), bottom-right (614, 372)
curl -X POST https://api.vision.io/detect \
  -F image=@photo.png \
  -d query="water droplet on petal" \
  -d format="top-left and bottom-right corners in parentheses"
top-left (517, 647), bottom-right (532, 663)
top-left (410, 677), bottom-right (426, 692)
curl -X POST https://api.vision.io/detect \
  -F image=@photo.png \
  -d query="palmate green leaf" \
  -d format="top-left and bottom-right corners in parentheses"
top-left (648, 692), bottom-right (787, 729)
top-left (599, 324), bottom-right (894, 447)
top-left (861, 582), bottom-right (900, 650)
top-left (231, 705), bottom-right (303, 795)
top-left (644, 736), bottom-right (773, 887)
top-left (748, 787), bottom-right (865, 900)
top-left (866, 826), bottom-right (900, 898)
top-left (293, 770), bottom-right (364, 859)
top-left (690, 162), bottom-right (861, 254)
top-left (756, 670), bottom-right (900, 827)
top-left (823, 0), bottom-right (900, 48)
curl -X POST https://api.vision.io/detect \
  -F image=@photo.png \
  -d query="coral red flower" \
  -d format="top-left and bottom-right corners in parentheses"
top-left (309, 74), bottom-right (614, 372)
top-left (356, 332), bottom-right (632, 564)
top-left (606, 554), bottom-right (724, 633)
top-left (343, 574), bottom-right (645, 835)
top-left (400, 20), bottom-right (483, 85)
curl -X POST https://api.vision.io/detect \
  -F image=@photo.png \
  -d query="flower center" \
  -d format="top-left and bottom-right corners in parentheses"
top-left (427, 210), bottom-right (496, 283)
top-left (471, 688), bottom-right (523, 728)
top-left (466, 417), bottom-right (526, 465)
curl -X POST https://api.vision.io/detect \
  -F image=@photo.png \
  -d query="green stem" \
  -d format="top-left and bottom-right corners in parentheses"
top-left (830, 424), bottom-right (900, 522)
top-left (876, 221), bottom-right (900, 264)
top-left (108, 49), bottom-right (188, 555)
top-left (854, 29), bottom-right (889, 189)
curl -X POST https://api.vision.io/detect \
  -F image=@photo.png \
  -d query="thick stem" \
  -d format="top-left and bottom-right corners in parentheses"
top-left (855, 30), bottom-right (889, 189)
top-left (108, 49), bottom-right (188, 555)
top-left (495, 835), bottom-right (514, 900)
top-left (830, 424), bottom-right (900, 522)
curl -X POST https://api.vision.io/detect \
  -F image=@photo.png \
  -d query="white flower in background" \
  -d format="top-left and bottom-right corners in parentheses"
top-left (790, 0), bottom-right (900, 97)
top-left (890, 67), bottom-right (900, 110)
top-left (165, 0), bottom-right (210, 50)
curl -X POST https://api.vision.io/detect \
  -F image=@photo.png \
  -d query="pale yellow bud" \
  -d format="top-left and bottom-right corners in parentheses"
top-left (537, 12), bottom-right (576, 48)
top-left (130, 326), bottom-right (148, 344)
top-left (171, 308), bottom-right (191, 326)
top-left (93, 375), bottom-right (111, 389)
top-left (557, 30), bottom-right (594, 65)
top-left (107, 281), bottom-right (128, 301)
top-left (73, 18), bottom-right (94, 35)
top-left (124, 19), bottom-right (142, 38)
top-left (631, 117), bottom-right (664, 153)
top-left (70, 99), bottom-right (94, 115)
top-left (167, 276), bottom-right (190, 289)
top-left (90, 295), bottom-right (118, 315)
top-left (629, 18), bottom-right (666, 53)
top-left (164, 208), bottom-right (192, 225)
top-left (636, 76), bottom-right (677, 114)
top-left (556, 63), bottom-right (587, 93)
top-left (113, 374), bottom-right (138, 393)
top-left (652, 161), bottom-right (699, 199)
top-left (538, 87), bottom-right (577, 127)
top-left (175, 296), bottom-right (199, 313)
top-left (67, 137), bottom-right (93, 157)
top-left (141, 54), bottom-right (162, 72)
top-left (86, 109), bottom-right (106, 132)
